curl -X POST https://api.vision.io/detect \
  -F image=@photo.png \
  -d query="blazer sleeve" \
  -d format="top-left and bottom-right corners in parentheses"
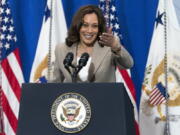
top-left (111, 39), bottom-right (134, 69)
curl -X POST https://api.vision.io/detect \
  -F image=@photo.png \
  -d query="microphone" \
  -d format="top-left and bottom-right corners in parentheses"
top-left (76, 52), bottom-right (89, 73)
top-left (63, 52), bottom-right (74, 74)
top-left (70, 52), bottom-right (89, 82)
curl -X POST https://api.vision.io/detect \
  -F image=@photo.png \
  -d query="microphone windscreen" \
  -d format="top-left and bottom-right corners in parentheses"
top-left (78, 52), bottom-right (89, 67)
top-left (63, 52), bottom-right (74, 67)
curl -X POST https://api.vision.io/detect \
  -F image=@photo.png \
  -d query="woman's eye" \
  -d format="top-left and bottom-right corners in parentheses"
top-left (82, 23), bottom-right (98, 28)
top-left (92, 24), bottom-right (98, 28)
top-left (82, 24), bottom-right (88, 27)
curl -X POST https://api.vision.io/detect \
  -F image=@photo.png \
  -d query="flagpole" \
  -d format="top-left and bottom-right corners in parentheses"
top-left (105, 0), bottom-right (110, 27)
top-left (47, 0), bottom-right (53, 81)
top-left (0, 81), bottom-right (4, 134)
top-left (163, 0), bottom-right (170, 134)
top-left (0, 56), bottom-right (4, 134)
top-left (0, 2), bottom-right (4, 133)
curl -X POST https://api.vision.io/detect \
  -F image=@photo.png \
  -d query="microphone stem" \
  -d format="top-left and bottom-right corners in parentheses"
top-left (72, 73), bottom-right (77, 83)
top-left (72, 69), bottom-right (78, 83)
top-left (71, 66), bottom-right (82, 83)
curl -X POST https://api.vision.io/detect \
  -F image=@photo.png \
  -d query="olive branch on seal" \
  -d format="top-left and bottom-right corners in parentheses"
top-left (60, 114), bottom-right (65, 122)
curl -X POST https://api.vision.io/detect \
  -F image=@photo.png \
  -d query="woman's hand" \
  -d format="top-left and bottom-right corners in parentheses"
top-left (98, 27), bottom-right (119, 48)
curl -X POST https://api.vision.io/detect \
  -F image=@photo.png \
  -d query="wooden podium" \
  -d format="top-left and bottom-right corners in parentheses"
top-left (17, 83), bottom-right (136, 135)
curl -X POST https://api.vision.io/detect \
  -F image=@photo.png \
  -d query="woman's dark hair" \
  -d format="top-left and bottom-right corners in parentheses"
top-left (65, 5), bottom-right (106, 47)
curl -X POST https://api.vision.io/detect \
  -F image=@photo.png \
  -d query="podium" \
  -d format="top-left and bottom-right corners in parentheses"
top-left (17, 83), bottom-right (136, 135)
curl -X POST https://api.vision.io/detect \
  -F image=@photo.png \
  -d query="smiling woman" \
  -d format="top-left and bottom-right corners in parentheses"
top-left (78, 13), bottom-right (99, 56)
top-left (79, 14), bottom-right (99, 48)
top-left (50, 5), bottom-right (134, 83)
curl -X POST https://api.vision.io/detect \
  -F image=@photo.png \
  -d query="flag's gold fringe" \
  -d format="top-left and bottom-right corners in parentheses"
top-left (34, 55), bottom-right (48, 81)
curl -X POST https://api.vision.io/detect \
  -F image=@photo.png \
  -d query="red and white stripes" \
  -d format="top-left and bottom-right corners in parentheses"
top-left (1, 48), bottom-right (24, 135)
top-left (117, 68), bottom-right (140, 135)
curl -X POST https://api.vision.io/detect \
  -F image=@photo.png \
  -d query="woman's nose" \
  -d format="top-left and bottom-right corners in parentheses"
top-left (87, 26), bottom-right (94, 32)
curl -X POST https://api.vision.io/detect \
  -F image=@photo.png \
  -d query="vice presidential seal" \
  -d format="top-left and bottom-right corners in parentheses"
top-left (51, 93), bottom-right (91, 133)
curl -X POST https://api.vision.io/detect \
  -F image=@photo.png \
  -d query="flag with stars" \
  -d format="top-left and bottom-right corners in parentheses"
top-left (140, 0), bottom-right (180, 134)
top-left (149, 82), bottom-right (166, 106)
top-left (29, 0), bottom-right (67, 82)
top-left (0, 0), bottom-right (24, 134)
top-left (99, 0), bottom-right (139, 135)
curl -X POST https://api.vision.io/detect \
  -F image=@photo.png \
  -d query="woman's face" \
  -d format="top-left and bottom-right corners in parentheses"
top-left (79, 13), bottom-right (99, 46)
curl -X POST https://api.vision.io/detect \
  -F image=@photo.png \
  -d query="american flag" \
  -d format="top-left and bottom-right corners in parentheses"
top-left (99, 0), bottom-right (139, 135)
top-left (99, 0), bottom-right (122, 38)
top-left (0, 0), bottom-right (24, 135)
top-left (149, 82), bottom-right (166, 106)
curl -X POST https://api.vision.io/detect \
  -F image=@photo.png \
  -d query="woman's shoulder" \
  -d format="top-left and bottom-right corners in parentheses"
top-left (55, 42), bottom-right (77, 53)
top-left (55, 42), bottom-right (67, 49)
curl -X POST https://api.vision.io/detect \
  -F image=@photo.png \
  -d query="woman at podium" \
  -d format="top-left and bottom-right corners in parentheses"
top-left (51, 5), bottom-right (133, 83)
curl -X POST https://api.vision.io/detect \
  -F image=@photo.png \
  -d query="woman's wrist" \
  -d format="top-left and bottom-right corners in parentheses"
top-left (111, 44), bottom-right (121, 53)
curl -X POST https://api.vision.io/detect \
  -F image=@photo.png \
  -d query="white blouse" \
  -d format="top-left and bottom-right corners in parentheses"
top-left (77, 57), bottom-right (92, 81)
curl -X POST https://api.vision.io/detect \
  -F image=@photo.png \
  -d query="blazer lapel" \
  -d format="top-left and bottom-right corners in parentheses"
top-left (88, 42), bottom-right (109, 81)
